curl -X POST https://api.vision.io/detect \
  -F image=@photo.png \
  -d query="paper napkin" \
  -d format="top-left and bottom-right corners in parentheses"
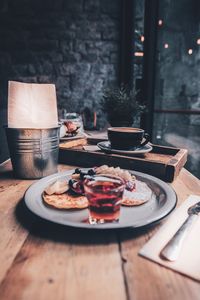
top-left (139, 195), bottom-right (200, 281)
top-left (8, 81), bottom-right (58, 128)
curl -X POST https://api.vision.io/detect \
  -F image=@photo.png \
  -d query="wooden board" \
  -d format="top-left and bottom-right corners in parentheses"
top-left (59, 139), bottom-right (188, 182)
top-left (0, 162), bottom-right (200, 300)
top-left (118, 168), bottom-right (200, 300)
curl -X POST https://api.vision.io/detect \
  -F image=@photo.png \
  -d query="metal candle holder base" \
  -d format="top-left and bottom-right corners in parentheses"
top-left (5, 127), bottom-right (60, 179)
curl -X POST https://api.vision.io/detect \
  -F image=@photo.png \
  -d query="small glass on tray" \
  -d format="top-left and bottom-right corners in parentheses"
top-left (60, 112), bottom-right (84, 137)
top-left (83, 175), bottom-right (125, 224)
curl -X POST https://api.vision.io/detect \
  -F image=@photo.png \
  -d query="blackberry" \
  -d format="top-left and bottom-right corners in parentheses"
top-left (88, 169), bottom-right (95, 176)
top-left (80, 171), bottom-right (87, 180)
top-left (69, 179), bottom-right (84, 194)
top-left (69, 179), bottom-right (76, 188)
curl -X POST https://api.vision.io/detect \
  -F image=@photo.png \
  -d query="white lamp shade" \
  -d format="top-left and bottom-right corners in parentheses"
top-left (8, 81), bottom-right (58, 128)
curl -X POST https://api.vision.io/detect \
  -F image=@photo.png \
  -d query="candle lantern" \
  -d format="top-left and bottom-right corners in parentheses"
top-left (5, 81), bottom-right (59, 179)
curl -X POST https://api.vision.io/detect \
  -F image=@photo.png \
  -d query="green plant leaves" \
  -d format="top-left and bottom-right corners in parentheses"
top-left (100, 85), bottom-right (145, 119)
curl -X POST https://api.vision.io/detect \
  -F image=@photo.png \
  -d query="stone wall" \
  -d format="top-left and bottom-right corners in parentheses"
top-left (0, 0), bottom-right (121, 130)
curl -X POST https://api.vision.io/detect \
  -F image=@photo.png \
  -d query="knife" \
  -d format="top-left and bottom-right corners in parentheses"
top-left (160, 201), bottom-right (200, 261)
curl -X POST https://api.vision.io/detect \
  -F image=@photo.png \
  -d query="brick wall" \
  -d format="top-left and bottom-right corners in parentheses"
top-left (0, 0), bottom-right (121, 130)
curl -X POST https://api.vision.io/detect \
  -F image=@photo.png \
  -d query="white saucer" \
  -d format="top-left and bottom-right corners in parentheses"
top-left (97, 141), bottom-right (153, 155)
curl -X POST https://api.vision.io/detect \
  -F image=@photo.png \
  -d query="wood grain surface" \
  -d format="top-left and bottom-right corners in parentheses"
top-left (0, 160), bottom-right (200, 300)
top-left (59, 143), bottom-right (188, 182)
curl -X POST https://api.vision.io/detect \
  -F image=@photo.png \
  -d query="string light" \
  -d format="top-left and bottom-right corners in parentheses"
top-left (188, 49), bottom-right (193, 55)
top-left (197, 39), bottom-right (200, 45)
top-left (164, 43), bottom-right (169, 49)
top-left (134, 52), bottom-right (144, 57)
top-left (158, 19), bottom-right (163, 26)
top-left (141, 35), bottom-right (145, 42)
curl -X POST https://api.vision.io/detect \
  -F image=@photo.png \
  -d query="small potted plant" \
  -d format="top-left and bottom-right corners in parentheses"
top-left (100, 85), bottom-right (145, 127)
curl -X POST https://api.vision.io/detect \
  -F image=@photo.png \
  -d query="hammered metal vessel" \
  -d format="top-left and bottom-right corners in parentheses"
top-left (5, 127), bottom-right (60, 179)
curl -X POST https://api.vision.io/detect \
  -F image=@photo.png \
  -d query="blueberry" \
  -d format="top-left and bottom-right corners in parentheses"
top-left (80, 172), bottom-right (87, 180)
top-left (88, 169), bottom-right (95, 176)
top-left (69, 179), bottom-right (76, 187)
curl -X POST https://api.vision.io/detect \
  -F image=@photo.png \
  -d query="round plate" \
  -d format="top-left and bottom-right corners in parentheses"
top-left (60, 133), bottom-right (87, 141)
top-left (24, 169), bottom-right (177, 230)
top-left (97, 141), bottom-right (153, 155)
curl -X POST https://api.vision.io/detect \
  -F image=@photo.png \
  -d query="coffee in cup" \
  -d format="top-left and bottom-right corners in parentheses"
top-left (107, 127), bottom-right (150, 150)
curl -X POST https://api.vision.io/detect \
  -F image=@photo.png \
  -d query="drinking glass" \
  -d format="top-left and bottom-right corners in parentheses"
top-left (83, 175), bottom-right (125, 224)
top-left (60, 111), bottom-right (84, 136)
top-left (60, 112), bottom-right (84, 135)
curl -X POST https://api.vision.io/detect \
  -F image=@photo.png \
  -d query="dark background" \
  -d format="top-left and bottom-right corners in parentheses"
top-left (0, 0), bottom-right (121, 162)
top-left (0, 0), bottom-right (199, 178)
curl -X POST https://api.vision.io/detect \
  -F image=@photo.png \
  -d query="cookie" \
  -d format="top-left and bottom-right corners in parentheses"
top-left (42, 192), bottom-right (88, 210)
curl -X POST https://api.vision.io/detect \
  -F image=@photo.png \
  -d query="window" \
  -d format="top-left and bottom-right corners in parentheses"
top-left (132, 0), bottom-right (200, 177)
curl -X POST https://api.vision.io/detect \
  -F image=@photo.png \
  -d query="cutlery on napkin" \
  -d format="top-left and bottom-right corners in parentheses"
top-left (160, 201), bottom-right (200, 261)
top-left (139, 195), bottom-right (200, 281)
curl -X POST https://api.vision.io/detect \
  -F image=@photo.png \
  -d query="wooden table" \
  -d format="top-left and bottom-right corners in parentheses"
top-left (0, 160), bottom-right (200, 300)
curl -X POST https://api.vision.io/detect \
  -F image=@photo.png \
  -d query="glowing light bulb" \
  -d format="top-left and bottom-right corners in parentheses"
top-left (134, 52), bottom-right (144, 57)
top-left (188, 49), bottom-right (193, 55)
top-left (164, 43), bottom-right (169, 49)
top-left (197, 39), bottom-right (200, 45)
top-left (158, 19), bottom-right (163, 26)
top-left (141, 35), bottom-right (145, 42)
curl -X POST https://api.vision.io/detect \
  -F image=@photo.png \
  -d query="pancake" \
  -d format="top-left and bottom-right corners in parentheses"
top-left (122, 180), bottom-right (152, 206)
top-left (42, 192), bottom-right (88, 210)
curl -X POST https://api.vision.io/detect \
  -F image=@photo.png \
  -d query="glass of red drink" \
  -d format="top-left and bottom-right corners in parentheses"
top-left (83, 175), bottom-right (125, 224)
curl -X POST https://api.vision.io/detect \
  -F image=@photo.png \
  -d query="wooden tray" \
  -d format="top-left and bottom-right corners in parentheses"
top-left (59, 138), bottom-right (188, 182)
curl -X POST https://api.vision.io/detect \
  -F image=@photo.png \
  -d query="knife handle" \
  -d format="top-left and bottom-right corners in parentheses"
top-left (160, 214), bottom-right (198, 261)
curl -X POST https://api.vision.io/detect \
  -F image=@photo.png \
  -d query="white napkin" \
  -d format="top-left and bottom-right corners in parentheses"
top-left (83, 145), bottom-right (99, 151)
top-left (8, 81), bottom-right (58, 128)
top-left (139, 195), bottom-right (200, 281)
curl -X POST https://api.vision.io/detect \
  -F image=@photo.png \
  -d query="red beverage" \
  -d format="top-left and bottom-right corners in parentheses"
top-left (83, 175), bottom-right (125, 224)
